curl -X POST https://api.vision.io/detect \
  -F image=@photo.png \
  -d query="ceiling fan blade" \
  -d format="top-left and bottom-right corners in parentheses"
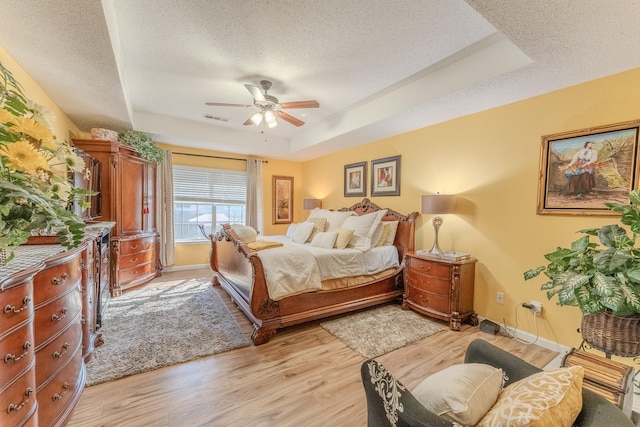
top-left (205, 102), bottom-right (252, 108)
top-left (280, 100), bottom-right (319, 109)
top-left (277, 111), bottom-right (305, 127)
top-left (242, 116), bottom-right (255, 126)
top-left (244, 84), bottom-right (265, 102)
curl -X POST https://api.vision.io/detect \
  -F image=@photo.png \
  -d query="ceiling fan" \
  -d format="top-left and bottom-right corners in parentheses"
top-left (206, 80), bottom-right (319, 128)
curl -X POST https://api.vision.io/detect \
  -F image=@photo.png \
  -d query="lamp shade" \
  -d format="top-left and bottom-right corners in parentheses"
top-left (303, 199), bottom-right (322, 210)
top-left (421, 194), bottom-right (455, 214)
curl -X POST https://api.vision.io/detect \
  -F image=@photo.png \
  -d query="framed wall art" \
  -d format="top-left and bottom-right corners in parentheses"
top-left (272, 175), bottom-right (294, 224)
top-left (371, 155), bottom-right (401, 196)
top-left (344, 161), bottom-right (367, 197)
top-left (537, 119), bottom-right (640, 216)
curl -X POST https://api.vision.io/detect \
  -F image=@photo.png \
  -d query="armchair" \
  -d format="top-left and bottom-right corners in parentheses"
top-left (361, 339), bottom-right (634, 426)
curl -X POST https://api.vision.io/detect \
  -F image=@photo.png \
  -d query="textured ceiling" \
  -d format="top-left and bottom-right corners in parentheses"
top-left (0, 0), bottom-right (639, 161)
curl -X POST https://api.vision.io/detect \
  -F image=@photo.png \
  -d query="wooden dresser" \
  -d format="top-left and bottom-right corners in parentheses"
top-left (72, 139), bottom-right (161, 296)
top-left (402, 252), bottom-right (478, 330)
top-left (1, 244), bottom-right (88, 427)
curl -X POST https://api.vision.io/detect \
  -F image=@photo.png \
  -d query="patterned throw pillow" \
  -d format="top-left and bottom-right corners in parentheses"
top-left (306, 217), bottom-right (328, 241)
top-left (476, 366), bottom-right (584, 427)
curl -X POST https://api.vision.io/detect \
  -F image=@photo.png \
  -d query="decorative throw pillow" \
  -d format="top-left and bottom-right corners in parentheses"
top-left (292, 222), bottom-right (315, 244)
top-left (375, 223), bottom-right (391, 247)
top-left (285, 223), bottom-right (298, 239)
top-left (332, 228), bottom-right (355, 249)
top-left (382, 221), bottom-right (399, 246)
top-left (341, 209), bottom-right (388, 251)
top-left (310, 231), bottom-right (339, 249)
top-left (476, 366), bottom-right (584, 427)
top-left (307, 208), bottom-right (355, 229)
top-left (306, 217), bottom-right (328, 241)
top-left (230, 224), bottom-right (258, 243)
top-left (412, 363), bottom-right (504, 426)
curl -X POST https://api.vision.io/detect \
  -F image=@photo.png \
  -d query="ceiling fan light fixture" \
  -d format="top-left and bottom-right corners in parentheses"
top-left (267, 118), bottom-right (278, 128)
top-left (250, 112), bottom-right (263, 125)
top-left (264, 110), bottom-right (278, 128)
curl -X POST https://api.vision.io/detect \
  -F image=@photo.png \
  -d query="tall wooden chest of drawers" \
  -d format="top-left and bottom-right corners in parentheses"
top-left (402, 252), bottom-right (478, 330)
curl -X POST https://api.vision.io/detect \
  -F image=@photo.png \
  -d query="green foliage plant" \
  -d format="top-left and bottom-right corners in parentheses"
top-left (524, 190), bottom-right (640, 316)
top-left (118, 130), bottom-right (164, 163)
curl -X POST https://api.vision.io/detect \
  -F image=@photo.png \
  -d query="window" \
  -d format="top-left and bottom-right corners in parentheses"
top-left (173, 166), bottom-right (246, 242)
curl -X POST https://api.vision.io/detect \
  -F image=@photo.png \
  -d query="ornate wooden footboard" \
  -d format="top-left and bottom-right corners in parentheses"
top-left (207, 198), bottom-right (418, 345)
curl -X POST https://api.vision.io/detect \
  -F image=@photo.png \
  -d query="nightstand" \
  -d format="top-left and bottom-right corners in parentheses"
top-left (402, 251), bottom-right (478, 330)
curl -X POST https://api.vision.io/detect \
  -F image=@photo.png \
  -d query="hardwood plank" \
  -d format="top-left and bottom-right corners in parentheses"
top-left (68, 270), bottom-right (557, 427)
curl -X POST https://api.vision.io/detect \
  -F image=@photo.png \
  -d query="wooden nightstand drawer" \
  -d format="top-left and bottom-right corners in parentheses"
top-left (406, 285), bottom-right (450, 313)
top-left (407, 258), bottom-right (451, 277)
top-left (406, 270), bottom-right (450, 295)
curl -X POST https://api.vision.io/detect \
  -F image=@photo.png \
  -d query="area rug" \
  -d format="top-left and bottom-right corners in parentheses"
top-left (85, 277), bottom-right (250, 386)
top-left (320, 304), bottom-right (447, 359)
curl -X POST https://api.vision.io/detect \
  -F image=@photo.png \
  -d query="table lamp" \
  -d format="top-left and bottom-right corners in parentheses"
top-left (303, 199), bottom-right (322, 210)
top-left (421, 194), bottom-right (456, 255)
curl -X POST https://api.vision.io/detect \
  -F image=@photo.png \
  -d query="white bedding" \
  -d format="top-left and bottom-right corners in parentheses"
top-left (255, 235), bottom-right (399, 300)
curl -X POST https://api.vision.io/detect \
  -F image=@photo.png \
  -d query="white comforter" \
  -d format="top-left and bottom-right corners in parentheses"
top-left (255, 236), bottom-right (399, 301)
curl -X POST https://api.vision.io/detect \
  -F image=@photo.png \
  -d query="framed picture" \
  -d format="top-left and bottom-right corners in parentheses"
top-left (344, 161), bottom-right (367, 197)
top-left (272, 175), bottom-right (293, 224)
top-left (537, 119), bottom-right (640, 215)
top-left (371, 155), bottom-right (401, 196)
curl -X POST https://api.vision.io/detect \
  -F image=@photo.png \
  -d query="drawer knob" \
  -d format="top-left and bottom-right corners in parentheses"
top-left (51, 273), bottom-right (68, 286)
top-left (52, 382), bottom-right (70, 401)
top-left (52, 343), bottom-right (70, 359)
top-left (3, 296), bottom-right (31, 314)
top-left (4, 341), bottom-right (31, 363)
top-left (51, 307), bottom-right (68, 322)
top-left (6, 387), bottom-right (33, 413)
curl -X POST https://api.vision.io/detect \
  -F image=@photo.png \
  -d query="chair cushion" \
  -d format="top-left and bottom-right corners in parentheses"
top-left (477, 366), bottom-right (584, 427)
top-left (412, 363), bottom-right (504, 426)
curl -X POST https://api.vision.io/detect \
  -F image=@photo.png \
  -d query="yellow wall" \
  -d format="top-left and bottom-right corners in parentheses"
top-left (302, 67), bottom-right (640, 352)
top-left (156, 143), bottom-right (302, 267)
top-left (0, 46), bottom-right (82, 144)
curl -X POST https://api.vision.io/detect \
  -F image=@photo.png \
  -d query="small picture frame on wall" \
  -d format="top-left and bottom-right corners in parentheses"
top-left (272, 175), bottom-right (294, 224)
top-left (537, 119), bottom-right (640, 216)
top-left (344, 161), bottom-right (367, 197)
top-left (371, 155), bottom-right (401, 196)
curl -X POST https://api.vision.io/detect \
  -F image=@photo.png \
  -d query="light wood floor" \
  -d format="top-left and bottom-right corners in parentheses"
top-left (67, 269), bottom-right (558, 427)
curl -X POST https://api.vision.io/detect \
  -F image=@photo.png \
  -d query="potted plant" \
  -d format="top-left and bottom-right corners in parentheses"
top-left (524, 190), bottom-right (640, 357)
top-left (0, 61), bottom-right (90, 265)
top-left (117, 130), bottom-right (164, 163)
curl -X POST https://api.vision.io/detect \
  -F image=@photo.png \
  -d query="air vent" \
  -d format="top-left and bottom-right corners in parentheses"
top-left (203, 114), bottom-right (230, 122)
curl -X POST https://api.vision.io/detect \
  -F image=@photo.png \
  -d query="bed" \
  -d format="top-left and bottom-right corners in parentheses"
top-left (206, 198), bottom-right (418, 345)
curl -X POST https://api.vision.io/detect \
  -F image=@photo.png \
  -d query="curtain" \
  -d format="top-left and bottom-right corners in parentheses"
top-left (155, 149), bottom-right (175, 266)
top-left (246, 156), bottom-right (263, 234)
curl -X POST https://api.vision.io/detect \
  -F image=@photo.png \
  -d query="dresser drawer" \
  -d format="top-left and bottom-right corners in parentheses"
top-left (406, 269), bottom-right (450, 295)
top-left (407, 258), bottom-right (451, 278)
top-left (1, 280), bottom-right (34, 333)
top-left (119, 262), bottom-right (155, 284)
top-left (34, 290), bottom-right (82, 347)
top-left (118, 236), bottom-right (155, 255)
top-left (37, 345), bottom-right (83, 427)
top-left (35, 322), bottom-right (82, 386)
top-left (0, 360), bottom-right (37, 427)
top-left (406, 286), bottom-right (450, 314)
top-left (33, 254), bottom-right (82, 306)
top-left (0, 319), bottom-right (35, 386)
top-left (119, 248), bottom-right (154, 269)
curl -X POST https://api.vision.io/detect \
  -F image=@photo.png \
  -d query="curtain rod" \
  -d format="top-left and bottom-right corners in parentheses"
top-left (172, 151), bottom-right (268, 163)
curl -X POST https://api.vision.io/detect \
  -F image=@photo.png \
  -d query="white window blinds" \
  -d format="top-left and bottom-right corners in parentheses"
top-left (173, 166), bottom-right (246, 203)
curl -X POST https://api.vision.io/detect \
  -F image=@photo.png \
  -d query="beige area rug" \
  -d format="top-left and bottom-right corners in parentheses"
top-left (320, 304), bottom-right (447, 359)
top-left (85, 278), bottom-right (250, 386)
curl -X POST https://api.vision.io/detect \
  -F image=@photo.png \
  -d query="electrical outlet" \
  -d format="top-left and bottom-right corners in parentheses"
top-left (496, 292), bottom-right (504, 304)
top-left (529, 300), bottom-right (542, 315)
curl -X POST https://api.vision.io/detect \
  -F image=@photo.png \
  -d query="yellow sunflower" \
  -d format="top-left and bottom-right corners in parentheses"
top-left (9, 115), bottom-right (56, 150)
top-left (1, 139), bottom-right (51, 172)
top-left (0, 108), bottom-right (16, 124)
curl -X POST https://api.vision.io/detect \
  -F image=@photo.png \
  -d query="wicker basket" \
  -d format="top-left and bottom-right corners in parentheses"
top-left (581, 311), bottom-right (640, 357)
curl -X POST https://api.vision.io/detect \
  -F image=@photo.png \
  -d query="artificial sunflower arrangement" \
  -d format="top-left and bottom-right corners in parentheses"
top-left (0, 60), bottom-right (90, 264)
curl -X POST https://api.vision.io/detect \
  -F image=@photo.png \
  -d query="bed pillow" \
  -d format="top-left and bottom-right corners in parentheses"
top-left (285, 223), bottom-right (298, 239)
top-left (292, 222), bottom-right (315, 244)
top-left (332, 228), bottom-right (355, 249)
top-left (307, 208), bottom-right (355, 229)
top-left (382, 221), bottom-right (399, 246)
top-left (341, 209), bottom-right (388, 251)
top-left (412, 363), bottom-right (504, 426)
top-left (375, 223), bottom-right (391, 247)
top-left (477, 366), bottom-right (584, 427)
top-left (310, 231), bottom-right (339, 249)
top-left (230, 224), bottom-right (258, 243)
top-left (306, 217), bottom-right (328, 241)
